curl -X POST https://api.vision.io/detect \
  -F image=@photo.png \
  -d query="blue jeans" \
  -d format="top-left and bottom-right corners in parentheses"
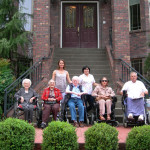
top-left (68, 98), bottom-right (84, 122)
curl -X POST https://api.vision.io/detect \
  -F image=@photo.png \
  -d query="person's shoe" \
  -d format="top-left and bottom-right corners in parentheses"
top-left (73, 121), bottom-right (79, 128)
top-left (107, 115), bottom-right (111, 120)
top-left (41, 122), bottom-right (46, 129)
top-left (79, 121), bottom-right (84, 128)
top-left (138, 115), bottom-right (144, 121)
top-left (99, 115), bottom-right (105, 120)
top-left (128, 113), bottom-right (133, 119)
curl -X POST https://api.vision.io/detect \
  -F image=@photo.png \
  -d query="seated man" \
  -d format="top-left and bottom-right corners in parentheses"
top-left (120, 72), bottom-right (148, 121)
top-left (66, 76), bottom-right (87, 128)
top-left (41, 79), bottom-right (62, 129)
top-left (14, 78), bottom-right (39, 123)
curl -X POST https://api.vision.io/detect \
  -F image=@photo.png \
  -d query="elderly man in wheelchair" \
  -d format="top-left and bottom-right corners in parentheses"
top-left (120, 72), bottom-right (148, 123)
top-left (14, 79), bottom-right (39, 123)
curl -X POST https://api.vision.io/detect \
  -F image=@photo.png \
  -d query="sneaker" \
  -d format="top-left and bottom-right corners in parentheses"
top-left (138, 115), bottom-right (144, 121)
top-left (41, 122), bottom-right (46, 129)
top-left (79, 121), bottom-right (84, 128)
top-left (73, 121), bottom-right (79, 128)
top-left (128, 113), bottom-right (133, 119)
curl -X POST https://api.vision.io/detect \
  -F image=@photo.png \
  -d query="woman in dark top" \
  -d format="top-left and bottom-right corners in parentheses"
top-left (14, 79), bottom-right (39, 122)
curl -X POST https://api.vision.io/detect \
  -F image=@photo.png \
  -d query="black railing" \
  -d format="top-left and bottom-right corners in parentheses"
top-left (120, 58), bottom-right (150, 97)
top-left (4, 47), bottom-right (54, 116)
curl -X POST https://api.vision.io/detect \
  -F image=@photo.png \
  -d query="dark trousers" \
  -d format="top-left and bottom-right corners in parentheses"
top-left (20, 103), bottom-right (34, 122)
top-left (42, 103), bottom-right (60, 123)
top-left (85, 95), bottom-right (95, 112)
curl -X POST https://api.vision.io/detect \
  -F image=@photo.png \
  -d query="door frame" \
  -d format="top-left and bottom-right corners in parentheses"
top-left (60, 1), bottom-right (100, 48)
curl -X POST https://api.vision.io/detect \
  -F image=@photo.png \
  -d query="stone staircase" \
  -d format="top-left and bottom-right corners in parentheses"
top-left (50, 48), bottom-right (123, 124)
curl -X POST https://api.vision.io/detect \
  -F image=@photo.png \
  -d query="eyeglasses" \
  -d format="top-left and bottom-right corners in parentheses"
top-left (102, 80), bottom-right (108, 82)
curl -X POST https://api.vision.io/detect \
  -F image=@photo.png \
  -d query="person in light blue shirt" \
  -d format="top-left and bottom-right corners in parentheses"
top-left (66, 76), bottom-right (87, 127)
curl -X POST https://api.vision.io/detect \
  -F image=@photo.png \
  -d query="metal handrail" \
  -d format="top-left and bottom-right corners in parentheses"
top-left (4, 47), bottom-right (54, 116)
top-left (120, 58), bottom-right (150, 97)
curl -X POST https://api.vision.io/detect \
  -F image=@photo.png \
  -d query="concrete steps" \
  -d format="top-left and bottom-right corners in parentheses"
top-left (50, 48), bottom-right (123, 123)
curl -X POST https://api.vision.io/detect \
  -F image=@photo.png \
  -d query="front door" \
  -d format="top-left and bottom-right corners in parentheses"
top-left (62, 3), bottom-right (97, 48)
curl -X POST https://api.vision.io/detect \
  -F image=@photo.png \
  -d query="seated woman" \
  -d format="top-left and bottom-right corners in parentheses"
top-left (92, 77), bottom-right (115, 120)
top-left (14, 78), bottom-right (39, 123)
top-left (41, 79), bottom-right (62, 129)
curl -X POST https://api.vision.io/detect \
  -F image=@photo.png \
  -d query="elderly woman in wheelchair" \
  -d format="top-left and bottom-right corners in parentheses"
top-left (40, 79), bottom-right (63, 129)
top-left (92, 77), bottom-right (115, 121)
top-left (14, 79), bottom-right (39, 123)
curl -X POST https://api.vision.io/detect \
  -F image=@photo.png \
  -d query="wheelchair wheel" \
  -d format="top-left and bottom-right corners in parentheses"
top-left (148, 111), bottom-right (150, 124)
top-left (91, 113), bottom-right (95, 125)
top-left (114, 121), bottom-right (119, 127)
top-left (123, 114), bottom-right (127, 127)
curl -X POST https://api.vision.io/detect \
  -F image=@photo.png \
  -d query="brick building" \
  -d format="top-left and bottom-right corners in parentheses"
top-left (30, 0), bottom-right (150, 85)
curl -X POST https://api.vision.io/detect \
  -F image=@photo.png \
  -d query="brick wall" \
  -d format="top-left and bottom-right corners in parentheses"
top-left (33, 0), bottom-right (51, 80)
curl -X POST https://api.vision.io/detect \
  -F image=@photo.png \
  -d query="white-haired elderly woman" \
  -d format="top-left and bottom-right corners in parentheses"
top-left (14, 78), bottom-right (39, 123)
top-left (66, 76), bottom-right (87, 128)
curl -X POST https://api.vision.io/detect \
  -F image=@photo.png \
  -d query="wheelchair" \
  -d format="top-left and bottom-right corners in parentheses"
top-left (64, 94), bottom-right (90, 125)
top-left (13, 98), bottom-right (41, 127)
top-left (91, 96), bottom-right (119, 126)
top-left (122, 90), bottom-right (149, 127)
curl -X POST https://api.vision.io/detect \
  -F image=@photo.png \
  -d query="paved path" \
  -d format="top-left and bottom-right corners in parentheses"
top-left (34, 126), bottom-right (131, 144)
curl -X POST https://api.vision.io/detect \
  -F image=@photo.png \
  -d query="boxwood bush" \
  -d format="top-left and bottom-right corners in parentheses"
top-left (0, 118), bottom-right (35, 150)
top-left (42, 121), bottom-right (78, 150)
top-left (85, 123), bottom-right (118, 150)
top-left (126, 125), bottom-right (150, 150)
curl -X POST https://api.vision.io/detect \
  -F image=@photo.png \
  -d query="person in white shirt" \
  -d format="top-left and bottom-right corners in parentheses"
top-left (66, 76), bottom-right (87, 127)
top-left (120, 72), bottom-right (148, 121)
top-left (79, 66), bottom-right (98, 112)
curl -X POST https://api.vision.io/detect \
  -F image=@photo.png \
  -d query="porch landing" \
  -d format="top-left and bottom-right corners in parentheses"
top-left (34, 126), bottom-right (131, 150)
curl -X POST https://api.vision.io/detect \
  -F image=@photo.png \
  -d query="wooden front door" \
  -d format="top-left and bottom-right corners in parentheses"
top-left (62, 3), bottom-right (97, 48)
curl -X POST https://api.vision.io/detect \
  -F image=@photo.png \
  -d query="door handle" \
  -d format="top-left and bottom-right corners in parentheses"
top-left (77, 27), bottom-right (80, 33)
top-left (77, 27), bottom-right (80, 37)
top-left (77, 26), bottom-right (80, 33)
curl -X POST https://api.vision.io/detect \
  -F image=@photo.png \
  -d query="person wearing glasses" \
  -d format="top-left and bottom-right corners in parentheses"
top-left (92, 77), bottom-right (115, 120)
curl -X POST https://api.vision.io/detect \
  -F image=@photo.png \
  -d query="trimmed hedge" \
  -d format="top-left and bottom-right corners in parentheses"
top-left (42, 121), bottom-right (78, 150)
top-left (0, 118), bottom-right (35, 150)
top-left (126, 125), bottom-right (150, 150)
top-left (85, 123), bottom-right (118, 150)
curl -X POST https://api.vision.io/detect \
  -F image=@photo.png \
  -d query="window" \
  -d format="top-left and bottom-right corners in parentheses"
top-left (131, 58), bottom-right (143, 75)
top-left (19, 0), bottom-right (33, 31)
top-left (129, 0), bottom-right (141, 31)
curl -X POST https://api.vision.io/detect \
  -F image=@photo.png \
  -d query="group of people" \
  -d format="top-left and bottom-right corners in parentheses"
top-left (14, 59), bottom-right (148, 128)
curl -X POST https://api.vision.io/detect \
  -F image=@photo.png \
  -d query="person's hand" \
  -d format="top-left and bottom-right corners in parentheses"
top-left (30, 97), bottom-right (35, 103)
top-left (48, 97), bottom-right (56, 101)
top-left (140, 92), bottom-right (145, 97)
top-left (20, 97), bottom-right (24, 103)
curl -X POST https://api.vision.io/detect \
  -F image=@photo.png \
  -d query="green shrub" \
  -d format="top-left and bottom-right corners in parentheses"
top-left (0, 118), bottom-right (35, 150)
top-left (42, 121), bottom-right (78, 150)
top-left (85, 123), bottom-right (118, 150)
top-left (126, 125), bottom-right (150, 150)
top-left (0, 58), bottom-right (15, 119)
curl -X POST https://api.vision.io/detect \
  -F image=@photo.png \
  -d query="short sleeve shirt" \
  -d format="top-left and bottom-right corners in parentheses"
top-left (79, 74), bottom-right (95, 94)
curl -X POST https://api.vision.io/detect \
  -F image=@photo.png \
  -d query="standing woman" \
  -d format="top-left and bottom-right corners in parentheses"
top-left (52, 59), bottom-right (72, 99)
top-left (79, 66), bottom-right (98, 112)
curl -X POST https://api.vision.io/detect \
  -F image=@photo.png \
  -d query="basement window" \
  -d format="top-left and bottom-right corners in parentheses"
top-left (131, 58), bottom-right (143, 75)
top-left (129, 0), bottom-right (141, 31)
